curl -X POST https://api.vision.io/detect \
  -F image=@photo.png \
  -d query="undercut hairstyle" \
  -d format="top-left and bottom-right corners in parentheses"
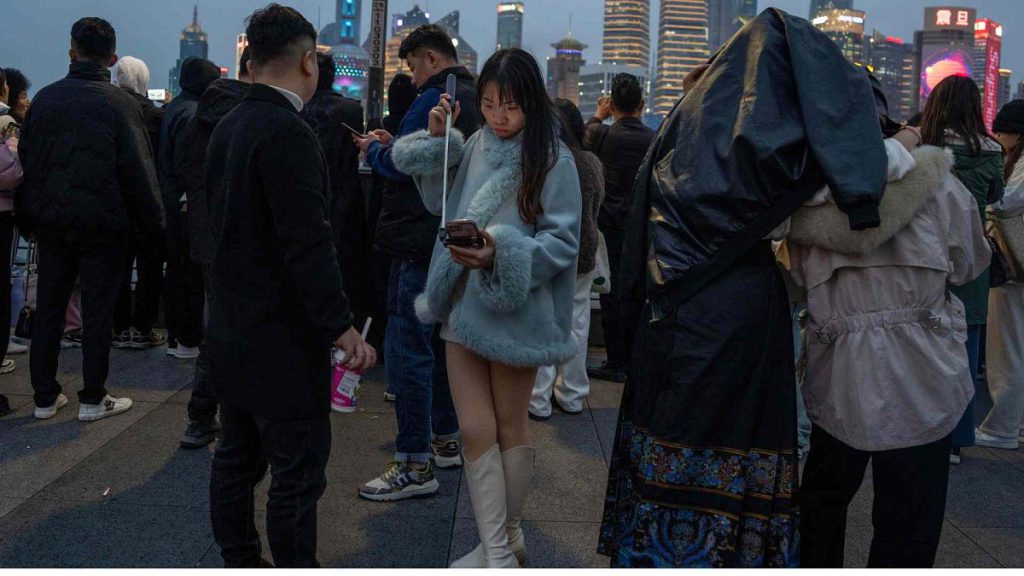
top-left (398, 24), bottom-right (457, 62)
top-left (71, 17), bottom-right (117, 62)
top-left (610, 73), bottom-right (643, 114)
top-left (316, 51), bottom-right (335, 92)
top-left (245, 3), bottom-right (317, 69)
top-left (239, 47), bottom-right (252, 78)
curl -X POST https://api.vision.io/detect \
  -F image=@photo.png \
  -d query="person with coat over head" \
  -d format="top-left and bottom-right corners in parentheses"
top-left (599, 9), bottom-right (888, 567)
top-left (17, 17), bottom-right (164, 423)
top-left (159, 56), bottom-right (220, 360)
top-left (204, 5), bottom-right (375, 567)
top-left (784, 85), bottom-right (990, 567)
top-left (921, 75), bottom-right (1005, 464)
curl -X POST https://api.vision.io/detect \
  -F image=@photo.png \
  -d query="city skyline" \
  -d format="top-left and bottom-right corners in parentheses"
top-left (3, 0), bottom-right (1024, 107)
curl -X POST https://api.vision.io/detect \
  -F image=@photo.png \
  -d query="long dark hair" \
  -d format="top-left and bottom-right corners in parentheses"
top-left (477, 49), bottom-right (559, 223)
top-left (1005, 138), bottom-right (1024, 182)
top-left (554, 98), bottom-right (585, 152)
top-left (921, 75), bottom-right (988, 154)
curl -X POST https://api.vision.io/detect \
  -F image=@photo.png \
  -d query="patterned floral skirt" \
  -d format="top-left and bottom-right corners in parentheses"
top-left (598, 244), bottom-right (800, 567)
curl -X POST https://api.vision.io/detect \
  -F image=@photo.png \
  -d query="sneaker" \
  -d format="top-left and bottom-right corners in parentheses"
top-left (165, 342), bottom-right (178, 357)
top-left (431, 438), bottom-right (463, 468)
top-left (950, 447), bottom-right (962, 465)
top-left (112, 330), bottom-right (133, 349)
top-left (34, 393), bottom-right (69, 420)
top-left (975, 430), bottom-right (1019, 450)
top-left (6, 339), bottom-right (28, 355)
top-left (0, 358), bottom-right (14, 375)
top-left (130, 329), bottom-right (167, 350)
top-left (587, 361), bottom-right (627, 384)
top-left (359, 461), bottom-right (439, 501)
top-left (554, 398), bottom-right (584, 416)
top-left (78, 395), bottom-right (133, 422)
top-left (384, 392), bottom-right (397, 403)
top-left (528, 410), bottom-right (550, 422)
top-left (180, 419), bottom-right (221, 449)
top-left (171, 345), bottom-right (200, 360)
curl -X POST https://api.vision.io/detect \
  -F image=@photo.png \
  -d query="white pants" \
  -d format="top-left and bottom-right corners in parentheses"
top-left (531, 271), bottom-right (595, 418)
top-left (982, 282), bottom-right (1024, 440)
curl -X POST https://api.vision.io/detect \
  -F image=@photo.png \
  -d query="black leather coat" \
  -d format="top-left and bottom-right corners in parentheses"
top-left (623, 8), bottom-right (888, 321)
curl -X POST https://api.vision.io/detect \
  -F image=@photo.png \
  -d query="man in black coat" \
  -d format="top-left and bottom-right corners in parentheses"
top-left (158, 56), bottom-right (220, 360)
top-left (17, 17), bottom-right (164, 422)
top-left (302, 51), bottom-right (368, 325)
top-left (583, 73), bottom-right (655, 384)
top-left (205, 5), bottom-right (375, 568)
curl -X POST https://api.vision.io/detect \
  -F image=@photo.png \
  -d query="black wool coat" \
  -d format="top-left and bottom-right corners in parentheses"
top-left (205, 84), bottom-right (354, 418)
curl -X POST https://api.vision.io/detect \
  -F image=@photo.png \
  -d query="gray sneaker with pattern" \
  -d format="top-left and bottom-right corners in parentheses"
top-left (359, 461), bottom-right (439, 501)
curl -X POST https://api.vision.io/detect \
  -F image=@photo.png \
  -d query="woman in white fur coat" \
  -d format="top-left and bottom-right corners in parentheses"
top-left (392, 49), bottom-right (582, 568)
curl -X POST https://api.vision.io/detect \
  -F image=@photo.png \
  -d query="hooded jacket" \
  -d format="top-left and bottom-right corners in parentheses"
top-left (784, 143), bottom-right (991, 451)
top-left (622, 8), bottom-right (887, 321)
top-left (179, 78), bottom-right (249, 265)
top-left (17, 60), bottom-right (164, 243)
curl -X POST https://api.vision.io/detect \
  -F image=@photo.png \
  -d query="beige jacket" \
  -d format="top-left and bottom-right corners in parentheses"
top-left (783, 144), bottom-right (991, 451)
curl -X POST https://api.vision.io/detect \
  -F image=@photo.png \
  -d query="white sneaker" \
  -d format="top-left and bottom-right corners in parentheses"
top-left (976, 430), bottom-right (1020, 450)
top-left (6, 340), bottom-right (28, 355)
top-left (78, 396), bottom-right (133, 422)
top-left (172, 345), bottom-right (200, 359)
top-left (0, 358), bottom-right (14, 375)
top-left (34, 394), bottom-right (69, 420)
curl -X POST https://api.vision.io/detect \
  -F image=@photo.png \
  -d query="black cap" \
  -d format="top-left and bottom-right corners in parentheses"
top-left (993, 100), bottom-right (1024, 134)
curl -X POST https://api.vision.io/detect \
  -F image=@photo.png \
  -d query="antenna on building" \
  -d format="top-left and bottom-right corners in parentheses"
top-left (193, 4), bottom-right (198, 26)
top-left (568, 13), bottom-right (573, 36)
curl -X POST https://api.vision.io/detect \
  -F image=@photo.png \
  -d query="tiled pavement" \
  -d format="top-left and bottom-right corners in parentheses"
top-left (0, 345), bottom-right (1021, 567)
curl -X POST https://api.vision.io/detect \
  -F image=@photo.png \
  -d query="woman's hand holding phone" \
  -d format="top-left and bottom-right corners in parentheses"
top-left (449, 229), bottom-right (496, 270)
top-left (429, 93), bottom-right (462, 137)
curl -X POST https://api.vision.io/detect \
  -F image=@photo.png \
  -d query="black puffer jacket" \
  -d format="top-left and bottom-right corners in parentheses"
top-left (16, 61), bottom-right (164, 243)
top-left (302, 89), bottom-right (368, 317)
top-left (623, 8), bottom-right (887, 321)
top-left (179, 78), bottom-right (249, 265)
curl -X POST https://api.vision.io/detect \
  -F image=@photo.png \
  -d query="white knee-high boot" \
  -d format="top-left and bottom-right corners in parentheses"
top-left (460, 444), bottom-right (519, 568)
top-left (451, 446), bottom-right (535, 568)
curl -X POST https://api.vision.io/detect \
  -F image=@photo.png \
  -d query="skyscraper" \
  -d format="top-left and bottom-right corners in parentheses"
top-left (913, 7), bottom-right (976, 112)
top-left (320, 0), bottom-right (370, 101)
top-left (578, 64), bottom-right (649, 118)
top-left (811, 8), bottom-right (866, 64)
top-left (709, 0), bottom-right (757, 53)
top-left (653, 0), bottom-right (709, 117)
top-left (168, 6), bottom-right (209, 96)
top-left (999, 69), bottom-right (1014, 111)
top-left (436, 11), bottom-right (479, 75)
top-left (602, 0), bottom-right (651, 69)
top-left (974, 18), bottom-right (1003, 130)
top-left (497, 2), bottom-right (525, 51)
top-left (547, 35), bottom-right (587, 105)
top-left (320, 0), bottom-right (362, 45)
top-left (865, 30), bottom-right (916, 121)
top-left (809, 0), bottom-right (853, 20)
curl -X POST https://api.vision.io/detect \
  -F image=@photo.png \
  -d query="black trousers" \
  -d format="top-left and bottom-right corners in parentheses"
top-left (799, 425), bottom-right (951, 568)
top-left (210, 402), bottom-right (331, 568)
top-left (0, 213), bottom-right (14, 361)
top-left (114, 233), bottom-right (164, 335)
top-left (165, 210), bottom-right (205, 347)
top-left (31, 238), bottom-right (125, 407)
top-left (599, 228), bottom-right (640, 368)
top-left (186, 267), bottom-right (217, 423)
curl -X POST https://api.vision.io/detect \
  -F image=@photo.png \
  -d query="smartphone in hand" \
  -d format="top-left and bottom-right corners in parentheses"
top-left (342, 122), bottom-right (367, 138)
top-left (442, 219), bottom-right (485, 249)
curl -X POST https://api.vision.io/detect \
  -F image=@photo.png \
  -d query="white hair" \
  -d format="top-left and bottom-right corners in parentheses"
top-left (112, 56), bottom-right (150, 96)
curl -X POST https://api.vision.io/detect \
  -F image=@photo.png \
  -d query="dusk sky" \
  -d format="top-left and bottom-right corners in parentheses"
top-left (2, 0), bottom-right (1022, 97)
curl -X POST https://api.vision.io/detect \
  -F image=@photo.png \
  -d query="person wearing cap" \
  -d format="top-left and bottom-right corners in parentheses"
top-left (978, 99), bottom-right (1024, 451)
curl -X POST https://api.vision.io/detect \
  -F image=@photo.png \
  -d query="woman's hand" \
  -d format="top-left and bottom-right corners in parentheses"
top-left (371, 129), bottom-right (394, 146)
top-left (429, 93), bottom-right (462, 138)
top-left (449, 229), bottom-right (496, 270)
top-left (352, 131), bottom-right (381, 153)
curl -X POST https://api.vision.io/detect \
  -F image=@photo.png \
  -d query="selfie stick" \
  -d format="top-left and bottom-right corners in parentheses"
top-left (441, 74), bottom-right (457, 229)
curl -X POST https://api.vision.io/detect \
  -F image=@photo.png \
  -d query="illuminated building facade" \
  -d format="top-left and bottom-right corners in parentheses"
top-left (864, 30), bottom-right (916, 121)
top-left (497, 2), bottom-right (525, 51)
top-left (547, 35), bottom-right (587, 105)
top-left (809, 0), bottom-right (853, 20)
top-left (811, 8), bottom-right (867, 64)
top-left (602, 0), bottom-right (651, 69)
top-left (653, 0), bottom-right (709, 117)
top-left (974, 18), bottom-right (1003, 130)
top-left (913, 6), bottom-right (977, 112)
top-left (999, 69), bottom-right (1014, 111)
top-left (578, 64), bottom-right (650, 119)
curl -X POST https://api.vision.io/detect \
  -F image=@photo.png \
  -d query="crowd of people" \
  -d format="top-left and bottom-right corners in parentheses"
top-left (1, 2), bottom-right (1024, 569)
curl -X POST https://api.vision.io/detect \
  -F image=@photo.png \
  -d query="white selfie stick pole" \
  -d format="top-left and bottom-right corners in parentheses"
top-left (441, 101), bottom-right (453, 226)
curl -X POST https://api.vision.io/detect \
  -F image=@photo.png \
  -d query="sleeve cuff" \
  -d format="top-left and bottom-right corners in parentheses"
top-left (846, 204), bottom-right (881, 231)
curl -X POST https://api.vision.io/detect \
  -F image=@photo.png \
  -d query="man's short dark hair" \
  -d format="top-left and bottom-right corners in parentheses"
top-left (239, 47), bottom-right (252, 78)
top-left (316, 51), bottom-right (336, 92)
top-left (610, 73), bottom-right (643, 114)
top-left (3, 69), bottom-right (29, 100)
top-left (398, 24), bottom-right (457, 62)
top-left (245, 3), bottom-right (317, 68)
top-left (71, 17), bottom-right (117, 62)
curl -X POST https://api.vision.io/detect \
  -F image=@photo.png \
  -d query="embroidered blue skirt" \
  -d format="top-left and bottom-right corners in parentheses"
top-left (598, 244), bottom-right (800, 567)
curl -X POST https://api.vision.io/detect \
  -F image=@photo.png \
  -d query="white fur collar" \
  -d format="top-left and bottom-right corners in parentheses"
top-left (465, 126), bottom-right (524, 227)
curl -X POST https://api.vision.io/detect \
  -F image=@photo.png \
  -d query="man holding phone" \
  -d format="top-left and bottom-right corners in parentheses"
top-left (352, 24), bottom-right (480, 502)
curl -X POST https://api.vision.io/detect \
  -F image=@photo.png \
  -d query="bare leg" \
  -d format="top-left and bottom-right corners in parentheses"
top-left (491, 361), bottom-right (537, 451)
top-left (446, 342), bottom-right (498, 462)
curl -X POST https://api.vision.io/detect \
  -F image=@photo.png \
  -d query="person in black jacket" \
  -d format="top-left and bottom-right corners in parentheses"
top-left (352, 24), bottom-right (479, 503)
top-left (17, 17), bottom-right (164, 423)
top-left (205, 5), bottom-right (375, 568)
top-left (582, 73), bottom-right (655, 384)
top-left (175, 54), bottom-right (253, 451)
top-left (159, 56), bottom-right (220, 360)
top-left (302, 51), bottom-right (368, 325)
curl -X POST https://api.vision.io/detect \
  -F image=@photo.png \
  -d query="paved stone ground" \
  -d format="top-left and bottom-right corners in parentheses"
top-left (0, 344), bottom-right (1022, 568)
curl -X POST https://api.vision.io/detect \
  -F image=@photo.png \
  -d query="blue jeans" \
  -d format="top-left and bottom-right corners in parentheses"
top-left (385, 260), bottom-right (460, 464)
top-left (951, 325), bottom-right (981, 448)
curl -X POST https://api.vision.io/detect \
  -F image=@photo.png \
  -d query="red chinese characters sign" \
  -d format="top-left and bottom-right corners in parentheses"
top-left (976, 19), bottom-right (1003, 130)
top-left (926, 7), bottom-right (975, 32)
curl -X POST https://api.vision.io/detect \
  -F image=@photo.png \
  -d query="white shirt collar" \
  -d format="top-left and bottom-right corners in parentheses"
top-left (268, 84), bottom-right (304, 112)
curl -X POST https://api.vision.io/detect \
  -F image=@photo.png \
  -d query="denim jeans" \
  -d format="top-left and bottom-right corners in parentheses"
top-left (210, 402), bottom-right (330, 568)
top-left (385, 260), bottom-right (460, 464)
top-left (951, 325), bottom-right (982, 448)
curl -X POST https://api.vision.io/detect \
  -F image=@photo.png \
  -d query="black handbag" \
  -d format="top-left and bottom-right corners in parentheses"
top-left (14, 239), bottom-right (35, 340)
top-left (987, 230), bottom-right (1013, 288)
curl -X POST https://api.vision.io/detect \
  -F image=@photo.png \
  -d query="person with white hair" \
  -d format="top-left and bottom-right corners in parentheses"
top-left (113, 55), bottom-right (150, 97)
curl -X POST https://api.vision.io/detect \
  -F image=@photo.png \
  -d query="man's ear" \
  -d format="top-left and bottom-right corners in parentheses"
top-left (302, 51), bottom-right (316, 76)
top-left (425, 49), bottom-right (439, 70)
top-left (637, 99), bottom-right (645, 114)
